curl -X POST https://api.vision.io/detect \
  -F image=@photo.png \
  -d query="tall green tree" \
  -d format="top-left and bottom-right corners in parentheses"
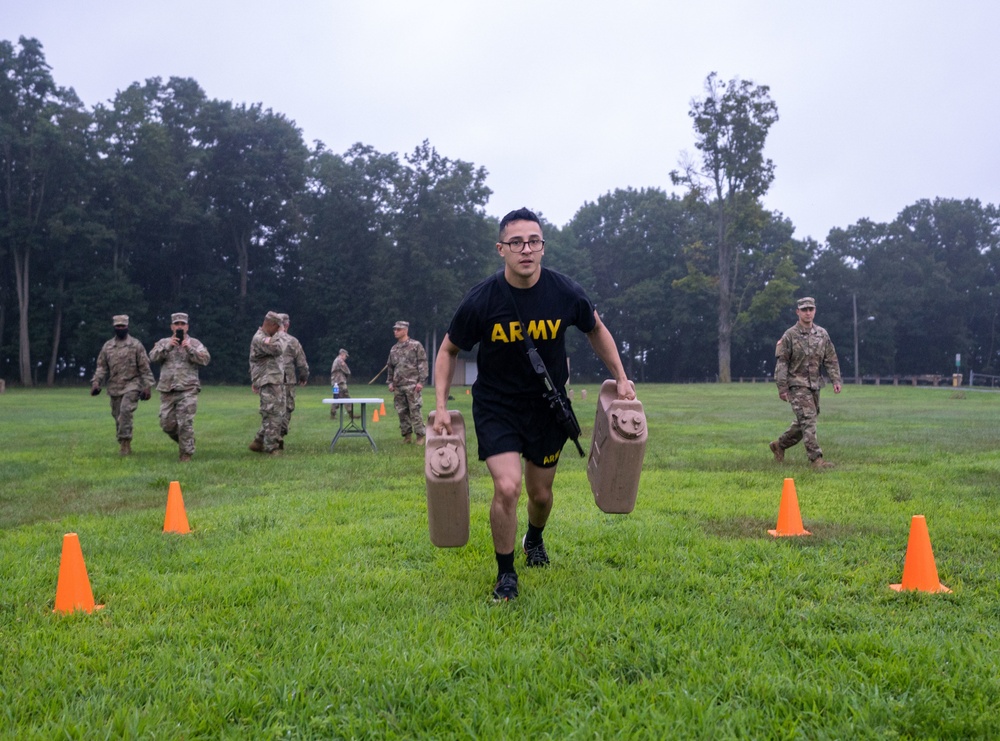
top-left (198, 100), bottom-right (309, 325)
top-left (373, 140), bottom-right (493, 346)
top-left (0, 37), bottom-right (92, 385)
top-left (672, 72), bottom-right (779, 382)
top-left (298, 143), bottom-right (401, 375)
top-left (569, 188), bottom-right (687, 381)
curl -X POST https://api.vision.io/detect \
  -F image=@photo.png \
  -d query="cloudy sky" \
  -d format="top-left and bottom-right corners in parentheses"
top-left (6, 1), bottom-right (999, 241)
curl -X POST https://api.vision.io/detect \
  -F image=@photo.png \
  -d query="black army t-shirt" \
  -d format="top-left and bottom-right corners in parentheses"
top-left (447, 268), bottom-right (596, 401)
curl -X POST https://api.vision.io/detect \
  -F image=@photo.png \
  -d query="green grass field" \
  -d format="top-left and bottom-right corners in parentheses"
top-left (2, 383), bottom-right (1000, 739)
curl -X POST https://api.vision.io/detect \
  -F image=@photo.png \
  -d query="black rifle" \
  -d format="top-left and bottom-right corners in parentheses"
top-left (496, 272), bottom-right (585, 457)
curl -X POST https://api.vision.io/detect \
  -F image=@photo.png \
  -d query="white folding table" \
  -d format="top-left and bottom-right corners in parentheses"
top-left (323, 397), bottom-right (384, 451)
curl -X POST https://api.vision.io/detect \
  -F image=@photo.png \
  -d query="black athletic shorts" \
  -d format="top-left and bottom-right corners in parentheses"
top-left (473, 393), bottom-right (569, 468)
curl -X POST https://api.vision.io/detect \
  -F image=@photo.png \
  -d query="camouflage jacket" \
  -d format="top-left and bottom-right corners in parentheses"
top-left (330, 355), bottom-right (351, 386)
top-left (282, 333), bottom-right (309, 385)
top-left (149, 336), bottom-right (211, 392)
top-left (775, 322), bottom-right (842, 393)
top-left (249, 329), bottom-right (286, 387)
top-left (91, 335), bottom-right (155, 396)
top-left (387, 338), bottom-right (427, 388)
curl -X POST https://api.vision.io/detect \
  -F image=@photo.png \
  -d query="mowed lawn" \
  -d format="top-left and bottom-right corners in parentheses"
top-left (2, 383), bottom-right (1000, 739)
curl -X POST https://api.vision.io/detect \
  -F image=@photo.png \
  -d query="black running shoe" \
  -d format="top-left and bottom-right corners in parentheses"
top-left (492, 572), bottom-right (519, 602)
top-left (522, 534), bottom-right (550, 567)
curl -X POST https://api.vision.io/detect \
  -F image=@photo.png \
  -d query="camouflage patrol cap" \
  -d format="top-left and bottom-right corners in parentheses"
top-left (797, 297), bottom-right (816, 309)
top-left (394, 321), bottom-right (409, 329)
top-left (339, 348), bottom-right (349, 357)
top-left (112, 314), bottom-right (129, 327)
top-left (171, 312), bottom-right (189, 324)
top-left (264, 311), bottom-right (282, 324)
top-left (277, 313), bottom-right (289, 324)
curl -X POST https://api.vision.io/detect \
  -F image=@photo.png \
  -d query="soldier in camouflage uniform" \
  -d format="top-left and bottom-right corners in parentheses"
top-left (772, 297), bottom-right (843, 469)
top-left (149, 312), bottom-right (211, 462)
top-left (330, 348), bottom-right (353, 419)
top-left (277, 313), bottom-right (309, 442)
top-left (248, 311), bottom-right (287, 455)
top-left (387, 320), bottom-right (428, 444)
top-left (90, 314), bottom-right (155, 456)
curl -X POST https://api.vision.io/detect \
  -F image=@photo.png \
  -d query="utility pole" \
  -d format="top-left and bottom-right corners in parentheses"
top-left (853, 292), bottom-right (860, 385)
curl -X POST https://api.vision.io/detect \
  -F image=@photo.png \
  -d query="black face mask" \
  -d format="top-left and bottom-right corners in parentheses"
top-left (114, 328), bottom-right (129, 340)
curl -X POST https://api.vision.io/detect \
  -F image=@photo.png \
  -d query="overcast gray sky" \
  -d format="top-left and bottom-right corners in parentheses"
top-left (6, 1), bottom-right (999, 241)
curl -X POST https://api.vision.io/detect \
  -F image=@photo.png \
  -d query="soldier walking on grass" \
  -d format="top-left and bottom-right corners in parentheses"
top-left (278, 313), bottom-right (309, 443)
top-left (771, 296), bottom-right (843, 469)
top-left (90, 314), bottom-right (155, 456)
top-left (387, 320), bottom-right (428, 444)
top-left (148, 312), bottom-right (211, 462)
top-left (248, 311), bottom-right (287, 456)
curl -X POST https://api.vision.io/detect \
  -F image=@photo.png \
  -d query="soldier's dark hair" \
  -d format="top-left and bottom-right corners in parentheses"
top-left (498, 207), bottom-right (541, 240)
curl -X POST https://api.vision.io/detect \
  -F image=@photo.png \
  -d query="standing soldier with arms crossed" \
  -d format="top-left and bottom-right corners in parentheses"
top-left (433, 207), bottom-right (635, 602)
top-left (90, 314), bottom-right (155, 456)
top-left (248, 311), bottom-right (287, 456)
top-left (148, 312), bottom-right (211, 462)
top-left (278, 313), bottom-right (309, 445)
top-left (387, 320), bottom-right (428, 445)
top-left (770, 296), bottom-right (843, 469)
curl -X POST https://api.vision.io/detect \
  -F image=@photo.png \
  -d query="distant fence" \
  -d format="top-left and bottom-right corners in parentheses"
top-left (734, 374), bottom-right (967, 387)
top-left (969, 371), bottom-right (1000, 388)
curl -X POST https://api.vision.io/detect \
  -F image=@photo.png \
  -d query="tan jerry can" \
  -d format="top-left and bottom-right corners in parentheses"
top-left (587, 379), bottom-right (647, 514)
top-left (425, 410), bottom-right (470, 547)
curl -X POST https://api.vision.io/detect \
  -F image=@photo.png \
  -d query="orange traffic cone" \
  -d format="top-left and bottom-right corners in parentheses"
top-left (891, 515), bottom-right (950, 593)
top-left (768, 478), bottom-right (811, 537)
top-left (53, 533), bottom-right (104, 614)
top-left (380, 402), bottom-right (386, 416)
top-left (163, 480), bottom-right (191, 534)
top-left (372, 408), bottom-right (380, 423)
top-left (466, 388), bottom-right (471, 395)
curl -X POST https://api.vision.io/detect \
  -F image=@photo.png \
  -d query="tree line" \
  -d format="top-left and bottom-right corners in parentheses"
top-left (3, 37), bottom-right (1000, 388)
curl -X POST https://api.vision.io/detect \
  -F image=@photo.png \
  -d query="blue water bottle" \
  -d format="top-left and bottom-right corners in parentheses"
top-left (333, 382), bottom-right (340, 399)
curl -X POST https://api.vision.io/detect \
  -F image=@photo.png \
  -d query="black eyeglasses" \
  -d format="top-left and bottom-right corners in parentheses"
top-left (500, 238), bottom-right (545, 253)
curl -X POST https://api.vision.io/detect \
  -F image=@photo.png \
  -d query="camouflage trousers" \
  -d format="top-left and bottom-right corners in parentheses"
top-left (777, 387), bottom-right (823, 462)
top-left (159, 390), bottom-right (199, 456)
top-left (281, 384), bottom-right (296, 437)
top-left (256, 384), bottom-right (287, 453)
top-left (110, 391), bottom-right (140, 442)
top-left (330, 385), bottom-right (353, 418)
top-left (393, 386), bottom-right (425, 437)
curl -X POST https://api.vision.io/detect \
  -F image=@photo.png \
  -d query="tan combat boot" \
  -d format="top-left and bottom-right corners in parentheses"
top-left (403, 433), bottom-right (412, 444)
top-left (179, 453), bottom-right (192, 462)
top-left (119, 440), bottom-right (132, 456)
top-left (416, 435), bottom-right (426, 446)
top-left (811, 457), bottom-right (834, 470)
top-left (769, 441), bottom-right (783, 462)
top-left (249, 439), bottom-right (264, 453)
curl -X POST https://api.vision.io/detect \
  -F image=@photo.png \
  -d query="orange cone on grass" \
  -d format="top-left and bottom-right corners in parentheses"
top-left (891, 515), bottom-right (950, 593)
top-left (380, 401), bottom-right (386, 416)
top-left (53, 533), bottom-right (103, 614)
top-left (163, 480), bottom-right (191, 534)
top-left (768, 478), bottom-right (811, 537)
top-left (372, 408), bottom-right (380, 423)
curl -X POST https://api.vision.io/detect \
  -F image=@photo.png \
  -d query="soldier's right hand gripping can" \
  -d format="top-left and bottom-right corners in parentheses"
top-left (587, 379), bottom-right (647, 514)
top-left (425, 410), bottom-right (470, 547)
